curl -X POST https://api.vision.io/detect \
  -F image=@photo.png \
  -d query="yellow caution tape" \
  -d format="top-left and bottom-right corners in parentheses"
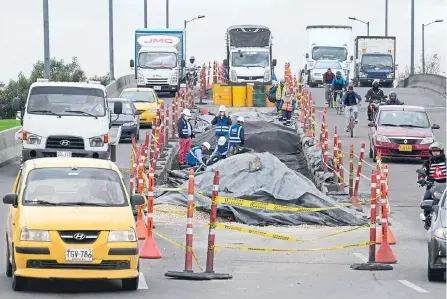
top-left (152, 230), bottom-right (203, 271)
top-left (155, 187), bottom-right (188, 192)
top-left (210, 222), bottom-right (370, 242)
top-left (214, 241), bottom-right (373, 253)
top-left (214, 195), bottom-right (372, 212)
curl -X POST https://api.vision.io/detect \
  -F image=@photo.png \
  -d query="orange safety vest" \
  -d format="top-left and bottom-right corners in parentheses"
top-left (282, 99), bottom-right (294, 112)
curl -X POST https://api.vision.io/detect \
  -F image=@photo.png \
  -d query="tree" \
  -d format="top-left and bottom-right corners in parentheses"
top-left (89, 73), bottom-right (111, 86)
top-left (397, 54), bottom-right (442, 84)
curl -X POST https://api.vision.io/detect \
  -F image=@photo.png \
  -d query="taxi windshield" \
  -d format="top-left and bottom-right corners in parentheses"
top-left (22, 168), bottom-right (128, 207)
top-left (120, 91), bottom-right (156, 103)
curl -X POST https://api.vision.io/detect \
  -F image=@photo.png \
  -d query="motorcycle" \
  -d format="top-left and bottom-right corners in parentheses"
top-left (332, 89), bottom-right (345, 114)
top-left (186, 67), bottom-right (198, 87)
top-left (416, 168), bottom-right (447, 230)
top-left (367, 95), bottom-right (387, 121)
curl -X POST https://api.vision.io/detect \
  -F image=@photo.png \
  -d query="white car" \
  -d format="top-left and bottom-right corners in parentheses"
top-left (309, 60), bottom-right (344, 87)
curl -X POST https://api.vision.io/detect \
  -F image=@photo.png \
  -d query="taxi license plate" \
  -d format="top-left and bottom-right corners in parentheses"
top-left (57, 151), bottom-right (72, 157)
top-left (66, 248), bottom-right (93, 262)
top-left (398, 144), bottom-right (412, 152)
top-left (153, 86), bottom-right (161, 90)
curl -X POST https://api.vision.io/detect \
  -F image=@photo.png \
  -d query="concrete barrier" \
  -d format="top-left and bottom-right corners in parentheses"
top-left (0, 75), bottom-right (136, 167)
top-left (397, 74), bottom-right (446, 97)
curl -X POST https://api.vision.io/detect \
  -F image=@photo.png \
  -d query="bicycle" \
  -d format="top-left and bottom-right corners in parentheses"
top-left (345, 105), bottom-right (358, 138)
top-left (334, 91), bottom-right (345, 115)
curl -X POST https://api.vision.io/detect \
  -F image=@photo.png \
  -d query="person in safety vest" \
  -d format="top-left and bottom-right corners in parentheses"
top-left (279, 89), bottom-right (297, 126)
top-left (384, 91), bottom-right (402, 105)
top-left (228, 116), bottom-right (245, 156)
top-left (211, 105), bottom-right (232, 142)
top-left (417, 142), bottom-right (446, 201)
top-left (186, 142), bottom-right (211, 167)
top-left (208, 136), bottom-right (229, 165)
top-left (177, 108), bottom-right (194, 165)
top-left (276, 79), bottom-right (287, 113)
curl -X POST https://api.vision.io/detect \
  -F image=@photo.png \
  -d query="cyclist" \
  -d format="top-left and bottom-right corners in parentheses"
top-left (341, 85), bottom-right (362, 132)
top-left (365, 80), bottom-right (386, 121)
top-left (323, 68), bottom-right (335, 103)
top-left (331, 71), bottom-right (346, 106)
top-left (384, 91), bottom-right (402, 105)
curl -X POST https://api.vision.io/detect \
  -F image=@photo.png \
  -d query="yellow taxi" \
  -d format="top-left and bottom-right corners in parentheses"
top-left (119, 87), bottom-right (164, 127)
top-left (3, 157), bottom-right (145, 291)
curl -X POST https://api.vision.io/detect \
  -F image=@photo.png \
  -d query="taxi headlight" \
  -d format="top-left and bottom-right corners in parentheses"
top-left (20, 227), bottom-right (50, 242)
top-left (108, 229), bottom-right (137, 242)
top-left (434, 227), bottom-right (447, 240)
top-left (421, 137), bottom-right (434, 144)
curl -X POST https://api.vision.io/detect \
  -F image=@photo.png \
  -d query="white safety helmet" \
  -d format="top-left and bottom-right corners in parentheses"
top-left (202, 142), bottom-right (211, 150)
top-left (182, 108), bottom-right (191, 117)
top-left (237, 116), bottom-right (245, 123)
top-left (218, 136), bottom-right (227, 146)
top-left (219, 105), bottom-right (226, 112)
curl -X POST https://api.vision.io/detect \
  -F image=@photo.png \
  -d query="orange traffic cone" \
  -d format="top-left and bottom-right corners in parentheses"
top-left (139, 234), bottom-right (162, 259)
top-left (376, 222), bottom-right (397, 264)
top-left (136, 211), bottom-right (147, 240)
top-left (376, 226), bottom-right (396, 245)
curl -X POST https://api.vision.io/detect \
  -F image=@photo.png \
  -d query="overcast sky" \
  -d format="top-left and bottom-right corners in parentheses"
top-left (0, 0), bottom-right (445, 82)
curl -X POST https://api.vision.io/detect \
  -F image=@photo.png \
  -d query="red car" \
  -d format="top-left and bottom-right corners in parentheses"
top-left (368, 105), bottom-right (440, 161)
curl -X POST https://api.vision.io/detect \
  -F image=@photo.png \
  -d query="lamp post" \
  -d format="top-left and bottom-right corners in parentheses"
top-left (144, 0), bottom-right (147, 28)
top-left (166, 0), bottom-right (169, 28)
top-left (108, 0), bottom-right (115, 80)
top-left (385, 0), bottom-right (388, 36)
top-left (348, 17), bottom-right (370, 36)
top-left (422, 20), bottom-right (443, 73)
top-left (184, 15), bottom-right (205, 58)
top-left (43, 0), bottom-right (50, 79)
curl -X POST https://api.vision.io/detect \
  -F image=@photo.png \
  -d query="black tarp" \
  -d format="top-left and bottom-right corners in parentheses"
top-left (228, 27), bottom-right (271, 48)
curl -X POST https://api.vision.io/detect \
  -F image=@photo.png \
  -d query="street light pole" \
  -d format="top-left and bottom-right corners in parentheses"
top-left (410, 0), bottom-right (415, 75)
top-left (385, 0), bottom-right (388, 36)
top-left (348, 17), bottom-right (370, 36)
top-left (367, 22), bottom-right (370, 36)
top-left (184, 15), bottom-right (205, 59)
top-left (144, 0), bottom-right (147, 28)
top-left (43, 0), bottom-right (50, 79)
top-left (166, 0), bottom-right (169, 28)
top-left (422, 20), bottom-right (444, 73)
top-left (108, 0), bottom-right (115, 80)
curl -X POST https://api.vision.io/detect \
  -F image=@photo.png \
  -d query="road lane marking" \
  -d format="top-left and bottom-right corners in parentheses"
top-left (398, 280), bottom-right (428, 293)
top-left (138, 272), bottom-right (149, 290)
top-left (353, 252), bottom-right (368, 263)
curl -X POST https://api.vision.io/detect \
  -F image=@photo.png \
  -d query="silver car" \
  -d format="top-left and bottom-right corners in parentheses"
top-left (309, 60), bottom-right (344, 87)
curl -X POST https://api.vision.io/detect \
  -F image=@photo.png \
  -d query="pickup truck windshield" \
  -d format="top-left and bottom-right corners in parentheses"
top-left (312, 47), bottom-right (347, 61)
top-left (378, 110), bottom-right (430, 128)
top-left (362, 54), bottom-right (393, 68)
top-left (139, 52), bottom-right (177, 68)
top-left (231, 51), bottom-right (269, 68)
top-left (23, 168), bottom-right (128, 207)
top-left (27, 86), bottom-right (106, 117)
top-left (120, 91), bottom-right (156, 103)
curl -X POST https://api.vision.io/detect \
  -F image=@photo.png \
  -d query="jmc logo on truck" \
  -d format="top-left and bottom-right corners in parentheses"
top-left (137, 35), bottom-right (178, 46)
top-left (144, 38), bottom-right (173, 44)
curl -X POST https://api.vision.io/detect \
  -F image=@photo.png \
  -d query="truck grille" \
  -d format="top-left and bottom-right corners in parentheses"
top-left (238, 76), bottom-right (264, 80)
top-left (146, 78), bottom-right (169, 85)
top-left (46, 136), bottom-right (84, 149)
top-left (389, 138), bottom-right (421, 145)
top-left (26, 260), bottom-right (130, 270)
top-left (58, 231), bottom-right (100, 244)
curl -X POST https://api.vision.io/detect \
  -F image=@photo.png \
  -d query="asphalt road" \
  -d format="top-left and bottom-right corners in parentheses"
top-left (0, 87), bottom-right (444, 298)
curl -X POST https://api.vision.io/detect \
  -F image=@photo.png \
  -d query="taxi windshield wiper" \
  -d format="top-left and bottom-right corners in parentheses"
top-left (28, 110), bottom-right (61, 117)
top-left (24, 199), bottom-right (59, 205)
top-left (58, 201), bottom-right (111, 207)
top-left (65, 110), bottom-right (98, 118)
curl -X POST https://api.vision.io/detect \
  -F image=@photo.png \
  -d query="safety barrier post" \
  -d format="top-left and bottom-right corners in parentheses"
top-left (376, 172), bottom-right (397, 263)
top-left (351, 143), bottom-right (365, 206)
top-left (207, 62), bottom-right (211, 89)
top-left (150, 119), bottom-right (157, 170)
top-left (139, 168), bottom-right (162, 259)
top-left (376, 168), bottom-right (396, 246)
top-left (350, 171), bottom-right (393, 271)
top-left (159, 103), bottom-right (165, 150)
top-left (323, 127), bottom-right (329, 172)
top-left (349, 144), bottom-right (354, 198)
top-left (333, 126), bottom-right (339, 183)
top-left (136, 153), bottom-right (147, 240)
top-left (338, 138), bottom-right (345, 190)
top-left (165, 104), bottom-right (170, 146)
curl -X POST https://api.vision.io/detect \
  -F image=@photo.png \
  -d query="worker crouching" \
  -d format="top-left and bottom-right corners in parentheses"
top-left (186, 142), bottom-right (211, 168)
top-left (279, 89), bottom-right (296, 126)
top-left (228, 116), bottom-right (245, 156)
top-left (208, 136), bottom-right (229, 165)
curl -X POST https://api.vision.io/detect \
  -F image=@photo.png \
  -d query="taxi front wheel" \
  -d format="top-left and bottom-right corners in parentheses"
top-left (122, 276), bottom-right (139, 291)
top-left (11, 250), bottom-right (28, 291)
top-left (5, 235), bottom-right (12, 277)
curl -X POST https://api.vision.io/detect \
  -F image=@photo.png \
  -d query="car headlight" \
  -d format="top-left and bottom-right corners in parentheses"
top-left (24, 132), bottom-right (42, 145)
top-left (20, 227), bottom-right (50, 242)
top-left (264, 69), bottom-right (271, 81)
top-left (433, 190), bottom-right (442, 200)
top-left (148, 108), bottom-right (157, 113)
top-left (230, 69), bottom-right (237, 82)
top-left (137, 72), bottom-right (144, 85)
top-left (123, 122), bottom-right (135, 126)
top-left (108, 229), bottom-right (137, 242)
top-left (387, 73), bottom-right (393, 78)
top-left (434, 227), bottom-right (447, 240)
top-left (421, 136), bottom-right (434, 144)
top-left (376, 135), bottom-right (390, 143)
top-left (360, 72), bottom-right (367, 78)
top-left (89, 135), bottom-right (107, 147)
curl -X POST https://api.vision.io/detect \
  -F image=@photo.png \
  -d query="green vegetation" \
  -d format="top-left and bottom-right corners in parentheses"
top-left (0, 119), bottom-right (20, 131)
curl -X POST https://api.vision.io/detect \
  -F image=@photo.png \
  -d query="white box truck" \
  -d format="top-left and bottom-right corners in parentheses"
top-left (130, 29), bottom-right (186, 96)
top-left (352, 36), bottom-right (396, 87)
top-left (302, 25), bottom-right (353, 85)
top-left (224, 25), bottom-right (277, 86)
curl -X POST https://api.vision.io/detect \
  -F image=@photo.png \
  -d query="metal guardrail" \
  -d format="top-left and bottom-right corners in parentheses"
top-left (397, 74), bottom-right (446, 97)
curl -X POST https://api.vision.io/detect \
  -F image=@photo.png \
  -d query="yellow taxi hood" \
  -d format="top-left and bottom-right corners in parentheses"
top-left (133, 102), bottom-right (157, 111)
top-left (19, 206), bottom-right (135, 231)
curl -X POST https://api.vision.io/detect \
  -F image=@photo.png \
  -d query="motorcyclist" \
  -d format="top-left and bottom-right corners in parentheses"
top-left (365, 80), bottom-right (385, 121)
top-left (341, 85), bottom-right (362, 132)
top-left (384, 91), bottom-right (402, 105)
top-left (323, 68), bottom-right (335, 104)
top-left (331, 71), bottom-right (346, 105)
top-left (186, 56), bottom-right (198, 85)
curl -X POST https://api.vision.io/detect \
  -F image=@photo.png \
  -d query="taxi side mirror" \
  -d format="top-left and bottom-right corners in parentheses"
top-left (130, 194), bottom-right (145, 206)
top-left (3, 193), bottom-right (18, 207)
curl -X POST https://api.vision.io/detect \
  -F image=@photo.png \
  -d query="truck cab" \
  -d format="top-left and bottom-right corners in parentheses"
top-left (224, 25), bottom-right (276, 86)
top-left (130, 30), bottom-right (186, 96)
top-left (12, 80), bottom-right (122, 162)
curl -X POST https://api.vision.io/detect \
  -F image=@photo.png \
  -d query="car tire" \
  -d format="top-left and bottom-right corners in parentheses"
top-left (122, 275), bottom-right (139, 291)
top-left (5, 235), bottom-right (12, 278)
top-left (428, 264), bottom-right (445, 282)
top-left (11, 249), bottom-right (27, 291)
